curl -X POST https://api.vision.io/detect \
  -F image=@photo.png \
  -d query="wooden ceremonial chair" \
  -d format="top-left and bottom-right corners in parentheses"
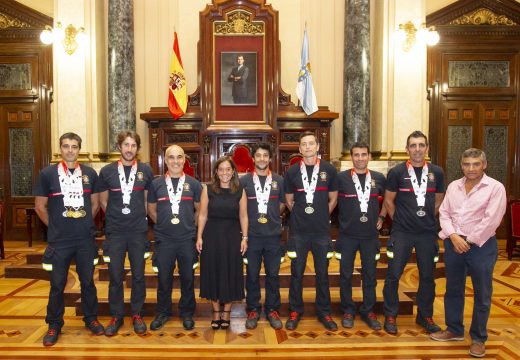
top-left (0, 200), bottom-right (4, 259)
top-left (183, 156), bottom-right (196, 178)
top-left (507, 199), bottom-right (520, 260)
top-left (288, 153), bottom-right (303, 167)
top-left (231, 144), bottom-right (254, 174)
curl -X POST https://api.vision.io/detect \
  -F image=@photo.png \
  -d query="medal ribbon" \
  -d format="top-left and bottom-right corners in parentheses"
top-left (300, 159), bottom-right (320, 205)
top-left (406, 160), bottom-right (428, 208)
top-left (57, 161), bottom-right (84, 210)
top-left (118, 160), bottom-right (137, 206)
top-left (165, 172), bottom-right (185, 217)
top-left (351, 168), bottom-right (371, 214)
top-left (252, 170), bottom-right (272, 215)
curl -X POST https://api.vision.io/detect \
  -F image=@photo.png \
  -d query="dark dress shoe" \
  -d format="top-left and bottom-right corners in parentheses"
top-left (182, 317), bottom-right (195, 330)
top-left (150, 313), bottom-right (170, 331)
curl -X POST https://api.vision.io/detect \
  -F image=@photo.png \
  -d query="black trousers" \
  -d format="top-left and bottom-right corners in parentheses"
top-left (43, 239), bottom-right (99, 328)
top-left (153, 238), bottom-right (196, 318)
top-left (288, 232), bottom-right (332, 317)
top-left (105, 232), bottom-right (147, 318)
top-left (245, 235), bottom-right (282, 314)
top-left (383, 230), bottom-right (438, 318)
top-left (337, 233), bottom-right (380, 315)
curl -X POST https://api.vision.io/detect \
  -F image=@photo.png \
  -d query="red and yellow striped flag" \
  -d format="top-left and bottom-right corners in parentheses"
top-left (168, 32), bottom-right (187, 119)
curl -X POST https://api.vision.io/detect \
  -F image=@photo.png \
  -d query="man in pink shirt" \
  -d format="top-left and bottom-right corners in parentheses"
top-left (431, 148), bottom-right (506, 358)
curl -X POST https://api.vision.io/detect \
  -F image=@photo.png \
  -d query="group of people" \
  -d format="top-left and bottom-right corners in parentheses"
top-left (35, 130), bottom-right (506, 358)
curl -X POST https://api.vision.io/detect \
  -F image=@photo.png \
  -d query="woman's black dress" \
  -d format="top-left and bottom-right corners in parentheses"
top-left (199, 185), bottom-right (245, 302)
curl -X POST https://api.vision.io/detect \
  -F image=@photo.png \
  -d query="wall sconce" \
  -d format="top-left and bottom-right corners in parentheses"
top-left (395, 21), bottom-right (439, 52)
top-left (40, 22), bottom-right (86, 55)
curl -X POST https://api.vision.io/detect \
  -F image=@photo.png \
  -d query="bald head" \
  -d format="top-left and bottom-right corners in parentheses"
top-left (165, 145), bottom-right (186, 177)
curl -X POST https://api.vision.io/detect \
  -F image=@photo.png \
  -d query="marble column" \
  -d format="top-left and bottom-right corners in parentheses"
top-left (108, 0), bottom-right (135, 151)
top-left (342, 0), bottom-right (370, 158)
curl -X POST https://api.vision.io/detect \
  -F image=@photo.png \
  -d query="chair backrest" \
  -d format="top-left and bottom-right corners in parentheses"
top-left (183, 156), bottom-right (195, 177)
top-left (288, 153), bottom-right (303, 167)
top-left (231, 144), bottom-right (254, 173)
top-left (511, 200), bottom-right (520, 237)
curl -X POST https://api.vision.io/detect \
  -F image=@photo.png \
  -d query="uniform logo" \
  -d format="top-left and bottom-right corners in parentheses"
top-left (82, 175), bottom-right (90, 184)
top-left (271, 181), bottom-right (278, 190)
top-left (183, 183), bottom-right (190, 191)
top-left (371, 179), bottom-right (376, 188)
top-left (319, 172), bottom-right (328, 181)
top-left (428, 173), bottom-right (435, 182)
top-left (137, 172), bottom-right (144, 181)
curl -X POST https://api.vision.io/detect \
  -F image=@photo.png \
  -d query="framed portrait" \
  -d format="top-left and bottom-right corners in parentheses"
top-left (220, 52), bottom-right (257, 106)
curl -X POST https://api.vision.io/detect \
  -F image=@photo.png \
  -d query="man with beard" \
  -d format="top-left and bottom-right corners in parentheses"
top-left (147, 145), bottom-right (202, 331)
top-left (35, 132), bottom-right (104, 346)
top-left (99, 130), bottom-right (154, 336)
top-left (284, 131), bottom-right (338, 331)
top-left (382, 131), bottom-right (445, 335)
top-left (240, 143), bottom-right (285, 330)
top-left (336, 142), bottom-right (386, 330)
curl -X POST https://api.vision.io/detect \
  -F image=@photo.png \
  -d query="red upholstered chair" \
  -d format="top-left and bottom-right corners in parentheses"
top-left (507, 199), bottom-right (520, 260)
top-left (231, 144), bottom-right (254, 174)
top-left (288, 153), bottom-right (303, 167)
top-left (183, 156), bottom-right (195, 178)
top-left (0, 200), bottom-right (4, 259)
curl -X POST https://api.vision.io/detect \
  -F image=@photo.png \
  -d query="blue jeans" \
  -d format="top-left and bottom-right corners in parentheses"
top-left (383, 230), bottom-right (438, 317)
top-left (443, 236), bottom-right (497, 342)
top-left (245, 235), bottom-right (282, 314)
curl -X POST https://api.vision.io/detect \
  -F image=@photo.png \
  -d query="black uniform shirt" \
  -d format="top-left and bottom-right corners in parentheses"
top-left (337, 169), bottom-right (386, 238)
top-left (386, 161), bottom-right (445, 234)
top-left (147, 174), bottom-right (202, 241)
top-left (98, 161), bottom-right (153, 234)
top-left (240, 172), bottom-right (285, 237)
top-left (284, 159), bottom-right (337, 236)
top-left (34, 163), bottom-right (98, 244)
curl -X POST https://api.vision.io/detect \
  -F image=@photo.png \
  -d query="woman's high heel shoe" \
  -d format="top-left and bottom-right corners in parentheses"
top-left (220, 310), bottom-right (231, 330)
top-left (211, 310), bottom-right (221, 330)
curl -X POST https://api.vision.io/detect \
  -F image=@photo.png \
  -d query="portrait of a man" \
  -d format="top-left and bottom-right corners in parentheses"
top-left (221, 52), bottom-right (257, 106)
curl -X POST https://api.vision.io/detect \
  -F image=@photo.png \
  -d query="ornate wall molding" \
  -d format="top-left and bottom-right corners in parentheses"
top-left (449, 8), bottom-right (517, 26)
top-left (214, 10), bottom-right (264, 35)
top-left (0, 12), bottom-right (30, 29)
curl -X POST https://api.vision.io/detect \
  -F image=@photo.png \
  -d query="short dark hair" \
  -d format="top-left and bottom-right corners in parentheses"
top-left (406, 130), bottom-right (428, 147)
top-left (251, 142), bottom-right (272, 158)
top-left (117, 130), bottom-right (141, 150)
top-left (299, 131), bottom-right (317, 144)
top-left (59, 132), bottom-right (82, 149)
top-left (349, 142), bottom-right (370, 155)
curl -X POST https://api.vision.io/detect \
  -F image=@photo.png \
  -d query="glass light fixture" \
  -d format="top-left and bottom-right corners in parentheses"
top-left (39, 22), bottom-right (86, 55)
top-left (396, 21), bottom-right (439, 52)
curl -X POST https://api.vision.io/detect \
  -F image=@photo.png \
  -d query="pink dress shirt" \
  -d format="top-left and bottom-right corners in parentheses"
top-left (439, 174), bottom-right (506, 247)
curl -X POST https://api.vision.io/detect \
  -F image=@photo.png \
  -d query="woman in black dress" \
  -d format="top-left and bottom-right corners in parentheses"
top-left (196, 156), bottom-right (248, 329)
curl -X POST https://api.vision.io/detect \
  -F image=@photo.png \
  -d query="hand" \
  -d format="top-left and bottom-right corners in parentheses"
top-left (450, 234), bottom-right (470, 254)
top-left (196, 238), bottom-right (203, 253)
top-left (240, 239), bottom-right (248, 256)
top-left (376, 217), bottom-right (384, 230)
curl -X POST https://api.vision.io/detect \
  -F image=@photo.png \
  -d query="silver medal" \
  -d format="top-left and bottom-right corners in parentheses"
top-left (122, 207), bottom-right (131, 215)
top-left (360, 215), bottom-right (368, 222)
top-left (305, 206), bottom-right (314, 214)
top-left (417, 209), bottom-right (426, 217)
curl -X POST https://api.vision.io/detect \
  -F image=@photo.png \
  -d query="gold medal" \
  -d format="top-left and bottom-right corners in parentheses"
top-left (258, 215), bottom-right (268, 224)
top-left (72, 211), bottom-right (81, 218)
top-left (171, 217), bottom-right (180, 225)
top-left (305, 206), bottom-right (314, 214)
top-left (79, 210), bottom-right (87, 217)
top-left (66, 210), bottom-right (74, 218)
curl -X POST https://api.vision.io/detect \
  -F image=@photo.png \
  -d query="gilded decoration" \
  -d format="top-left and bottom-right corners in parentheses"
top-left (449, 8), bottom-right (517, 26)
top-left (0, 12), bottom-right (30, 29)
top-left (214, 11), bottom-right (264, 35)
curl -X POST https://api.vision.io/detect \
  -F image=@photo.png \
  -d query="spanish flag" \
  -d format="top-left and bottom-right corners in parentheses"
top-left (168, 32), bottom-right (187, 119)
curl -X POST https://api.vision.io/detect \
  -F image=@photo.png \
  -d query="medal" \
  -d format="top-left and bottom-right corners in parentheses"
top-left (300, 160), bottom-right (320, 216)
top-left (351, 168), bottom-right (372, 224)
top-left (360, 215), bottom-right (368, 222)
top-left (118, 160), bottom-right (137, 215)
top-left (258, 215), bottom-right (268, 224)
top-left (79, 209), bottom-right (86, 217)
top-left (58, 161), bottom-right (84, 216)
top-left (417, 209), bottom-right (426, 217)
top-left (305, 206), bottom-right (314, 214)
top-left (171, 217), bottom-right (180, 224)
top-left (407, 160), bottom-right (429, 218)
top-left (165, 172), bottom-right (185, 223)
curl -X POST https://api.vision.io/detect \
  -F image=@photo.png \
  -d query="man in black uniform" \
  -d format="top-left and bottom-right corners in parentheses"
top-left (240, 143), bottom-right (285, 330)
top-left (147, 145), bottom-right (202, 331)
top-left (336, 142), bottom-right (386, 330)
top-left (284, 131), bottom-right (338, 331)
top-left (35, 132), bottom-right (104, 346)
top-left (99, 130), bottom-right (154, 336)
top-left (382, 131), bottom-right (445, 334)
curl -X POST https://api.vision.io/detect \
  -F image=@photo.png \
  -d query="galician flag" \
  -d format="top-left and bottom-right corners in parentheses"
top-left (168, 32), bottom-right (187, 119)
top-left (296, 27), bottom-right (318, 115)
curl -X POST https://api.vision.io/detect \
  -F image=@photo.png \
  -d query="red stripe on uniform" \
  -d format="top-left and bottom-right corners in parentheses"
top-left (133, 186), bottom-right (145, 191)
top-left (399, 187), bottom-right (437, 192)
top-left (295, 187), bottom-right (329, 192)
top-left (109, 188), bottom-right (121, 192)
top-left (48, 192), bottom-right (62, 197)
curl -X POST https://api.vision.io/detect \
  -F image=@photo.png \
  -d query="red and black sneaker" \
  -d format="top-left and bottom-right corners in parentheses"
top-left (267, 310), bottom-right (283, 330)
top-left (361, 312), bottom-right (382, 330)
top-left (319, 314), bottom-right (338, 331)
top-left (43, 327), bottom-right (60, 346)
top-left (285, 311), bottom-right (301, 331)
top-left (245, 310), bottom-right (259, 330)
top-left (86, 319), bottom-right (105, 336)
